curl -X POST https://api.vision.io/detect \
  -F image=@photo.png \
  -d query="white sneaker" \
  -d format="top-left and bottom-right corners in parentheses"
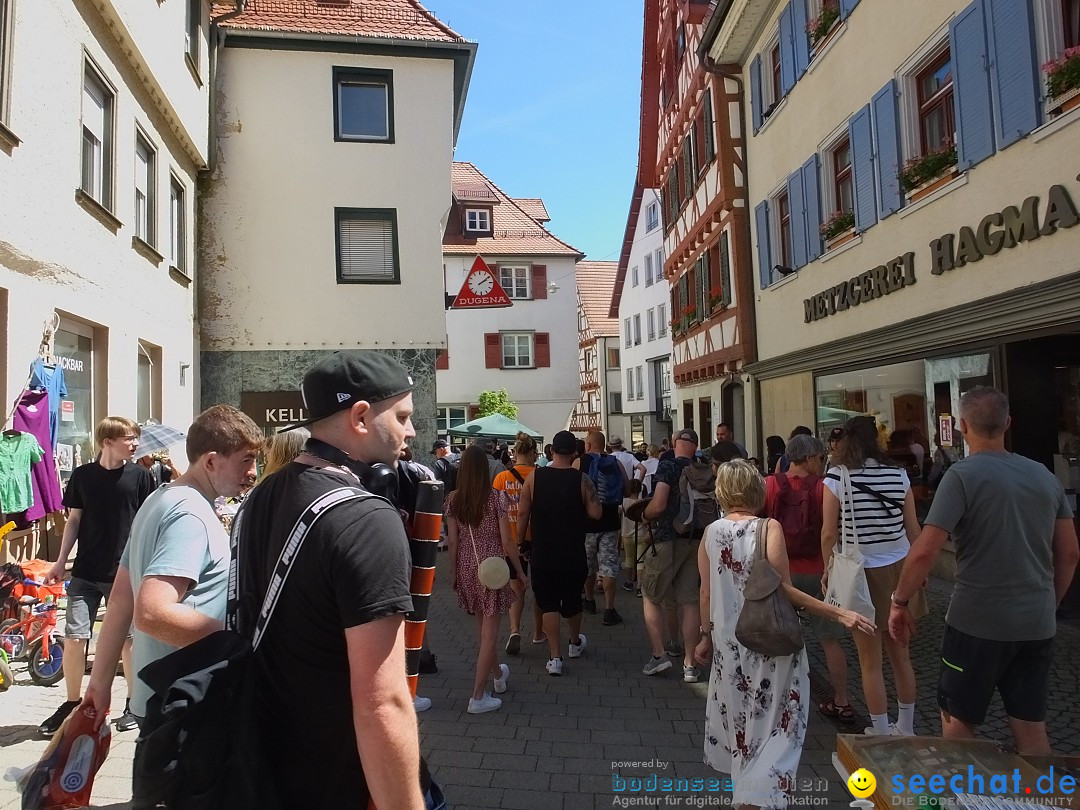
top-left (413, 696), bottom-right (432, 712)
top-left (493, 663), bottom-right (510, 694)
top-left (891, 723), bottom-right (914, 736)
top-left (568, 634), bottom-right (588, 659)
top-left (864, 723), bottom-right (904, 736)
top-left (546, 657), bottom-right (563, 676)
top-left (467, 693), bottom-right (502, 714)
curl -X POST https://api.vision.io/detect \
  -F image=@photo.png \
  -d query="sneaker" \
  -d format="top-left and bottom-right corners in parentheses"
top-left (683, 665), bottom-right (701, 683)
top-left (642, 656), bottom-right (673, 676)
top-left (505, 632), bottom-right (521, 656)
top-left (493, 663), bottom-right (510, 694)
top-left (581, 598), bottom-right (597, 614)
top-left (115, 700), bottom-right (139, 732)
top-left (568, 634), bottom-right (588, 658)
top-left (864, 724), bottom-right (904, 736)
top-left (413, 696), bottom-right (432, 713)
top-left (467, 693), bottom-right (502, 714)
top-left (546, 657), bottom-right (563, 676)
top-left (665, 640), bottom-right (684, 658)
top-left (621, 581), bottom-right (636, 593)
top-left (891, 723), bottom-right (914, 737)
top-left (636, 587), bottom-right (642, 598)
top-left (531, 633), bottom-right (548, 644)
top-left (39, 700), bottom-right (80, 737)
top-left (602, 609), bottom-right (623, 626)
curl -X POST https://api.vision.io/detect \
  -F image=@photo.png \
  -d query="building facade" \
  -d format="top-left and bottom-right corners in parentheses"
top-left (570, 261), bottom-right (620, 437)
top-left (0, 0), bottom-right (211, 557)
top-left (609, 185), bottom-right (673, 446)
top-left (703, 0), bottom-right (1080, 512)
top-left (198, 0), bottom-right (475, 457)
top-left (439, 163), bottom-right (582, 442)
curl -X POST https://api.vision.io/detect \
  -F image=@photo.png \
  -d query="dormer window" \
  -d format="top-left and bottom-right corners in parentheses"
top-left (465, 208), bottom-right (491, 233)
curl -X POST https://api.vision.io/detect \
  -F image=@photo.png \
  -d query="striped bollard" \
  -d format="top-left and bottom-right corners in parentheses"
top-left (405, 479), bottom-right (443, 698)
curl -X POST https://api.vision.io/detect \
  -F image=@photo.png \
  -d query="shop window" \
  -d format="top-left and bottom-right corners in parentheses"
top-left (915, 49), bottom-right (954, 156)
top-left (55, 319), bottom-right (100, 483)
top-left (334, 67), bottom-right (393, 142)
top-left (81, 62), bottom-right (114, 208)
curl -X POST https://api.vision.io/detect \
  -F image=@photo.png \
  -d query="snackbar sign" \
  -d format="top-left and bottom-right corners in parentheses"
top-left (803, 181), bottom-right (1080, 324)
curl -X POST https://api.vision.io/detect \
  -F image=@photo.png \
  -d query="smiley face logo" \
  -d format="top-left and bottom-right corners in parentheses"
top-left (847, 768), bottom-right (877, 798)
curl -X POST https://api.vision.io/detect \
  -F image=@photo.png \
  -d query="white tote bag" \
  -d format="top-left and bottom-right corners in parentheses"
top-left (824, 466), bottom-right (876, 619)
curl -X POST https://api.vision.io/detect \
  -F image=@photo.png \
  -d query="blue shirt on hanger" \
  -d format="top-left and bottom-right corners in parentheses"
top-left (29, 357), bottom-right (67, 449)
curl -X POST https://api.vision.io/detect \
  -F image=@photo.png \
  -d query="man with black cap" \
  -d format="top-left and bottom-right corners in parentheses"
top-left (232, 351), bottom-right (425, 809)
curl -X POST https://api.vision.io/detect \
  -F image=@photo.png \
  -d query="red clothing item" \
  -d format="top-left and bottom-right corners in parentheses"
top-left (764, 473), bottom-right (825, 575)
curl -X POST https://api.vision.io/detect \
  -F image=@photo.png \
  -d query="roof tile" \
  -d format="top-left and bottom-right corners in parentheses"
top-left (577, 261), bottom-right (620, 338)
top-left (213, 0), bottom-right (465, 42)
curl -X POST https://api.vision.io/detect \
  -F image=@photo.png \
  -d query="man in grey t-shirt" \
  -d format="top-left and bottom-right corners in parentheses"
top-left (889, 387), bottom-right (1078, 755)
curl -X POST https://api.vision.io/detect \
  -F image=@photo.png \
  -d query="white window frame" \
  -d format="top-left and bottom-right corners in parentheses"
top-left (817, 120), bottom-right (854, 224)
top-left (631, 264), bottom-right (639, 287)
top-left (1035, 0), bottom-right (1080, 112)
top-left (763, 31), bottom-right (782, 112)
top-left (658, 303), bottom-right (667, 336)
top-left (644, 252), bottom-right (654, 286)
top-left (465, 208), bottom-right (490, 232)
top-left (636, 366), bottom-right (645, 400)
top-left (499, 265), bottom-right (530, 299)
top-left (627, 368), bottom-right (635, 400)
top-left (186, 0), bottom-right (200, 67)
top-left (646, 201), bottom-right (659, 231)
top-left (769, 179), bottom-right (793, 272)
top-left (501, 332), bottom-right (534, 369)
top-left (633, 314), bottom-right (642, 346)
top-left (0, 0), bottom-right (13, 128)
top-left (647, 308), bottom-right (656, 341)
top-left (896, 25), bottom-right (952, 163)
top-left (654, 247), bottom-right (665, 281)
top-left (81, 60), bottom-right (114, 208)
top-left (134, 130), bottom-right (156, 246)
top-left (435, 405), bottom-right (468, 439)
top-left (169, 174), bottom-right (186, 272)
top-left (624, 318), bottom-right (632, 348)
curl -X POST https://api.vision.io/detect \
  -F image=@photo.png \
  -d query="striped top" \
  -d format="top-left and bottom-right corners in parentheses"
top-left (823, 460), bottom-right (911, 568)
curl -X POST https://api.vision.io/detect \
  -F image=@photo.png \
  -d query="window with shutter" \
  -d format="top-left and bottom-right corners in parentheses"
top-left (779, 4), bottom-right (796, 97)
top-left (535, 333), bottom-right (550, 367)
top-left (786, 171), bottom-right (807, 269)
top-left (334, 67), bottom-right (394, 142)
top-left (750, 55), bottom-right (764, 134)
top-left (916, 50), bottom-right (955, 156)
top-left (703, 87), bottom-right (716, 161)
top-left (755, 200), bottom-right (772, 289)
top-left (531, 265), bottom-right (547, 299)
top-left (501, 332), bottom-right (534, 368)
top-left (985, 0), bottom-right (1040, 147)
top-left (801, 155), bottom-right (823, 262)
top-left (718, 232), bottom-right (732, 307)
top-left (335, 208), bottom-right (399, 284)
top-left (872, 81), bottom-right (903, 218)
top-left (682, 135), bottom-right (695, 200)
top-left (499, 265), bottom-right (530, 298)
top-left (792, 0), bottom-right (810, 78)
top-left (848, 105), bottom-right (878, 232)
top-left (696, 253), bottom-right (709, 315)
top-left (435, 350), bottom-right (449, 370)
top-left (950, 3), bottom-right (995, 170)
top-left (484, 333), bottom-right (501, 369)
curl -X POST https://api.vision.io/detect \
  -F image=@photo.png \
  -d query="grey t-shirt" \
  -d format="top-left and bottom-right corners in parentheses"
top-left (925, 451), bottom-right (1072, 641)
top-left (120, 485), bottom-right (230, 715)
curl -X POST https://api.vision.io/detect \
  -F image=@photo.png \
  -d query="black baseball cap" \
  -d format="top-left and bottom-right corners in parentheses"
top-left (828, 427), bottom-right (845, 441)
top-left (431, 439), bottom-right (449, 451)
top-left (674, 428), bottom-right (699, 445)
top-left (284, 351), bottom-right (413, 430)
top-left (552, 430), bottom-right (577, 454)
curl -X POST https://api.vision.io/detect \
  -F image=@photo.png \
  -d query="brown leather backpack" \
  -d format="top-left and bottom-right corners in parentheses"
top-left (734, 518), bottom-right (804, 656)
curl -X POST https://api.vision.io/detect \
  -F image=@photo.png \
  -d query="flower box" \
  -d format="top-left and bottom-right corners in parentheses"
top-left (826, 228), bottom-right (857, 250)
top-left (1050, 84), bottom-right (1080, 115)
top-left (820, 210), bottom-right (855, 242)
top-left (1045, 47), bottom-right (1080, 105)
top-left (807, 0), bottom-right (840, 51)
top-left (906, 168), bottom-right (959, 202)
top-left (899, 145), bottom-right (958, 202)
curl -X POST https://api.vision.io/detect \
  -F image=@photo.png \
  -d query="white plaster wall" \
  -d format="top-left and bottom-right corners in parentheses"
top-left (201, 45), bottom-right (455, 350)
top-left (438, 254), bottom-right (579, 441)
top-left (736, 0), bottom-right (1080, 363)
top-left (0, 0), bottom-right (201, 427)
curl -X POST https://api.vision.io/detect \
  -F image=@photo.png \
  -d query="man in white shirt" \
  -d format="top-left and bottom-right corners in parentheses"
top-left (608, 436), bottom-right (638, 481)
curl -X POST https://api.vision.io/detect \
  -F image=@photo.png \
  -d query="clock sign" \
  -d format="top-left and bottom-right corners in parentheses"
top-left (451, 256), bottom-right (513, 309)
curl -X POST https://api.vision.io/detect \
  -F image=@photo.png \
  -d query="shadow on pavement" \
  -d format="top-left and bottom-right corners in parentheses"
top-left (0, 724), bottom-right (42, 747)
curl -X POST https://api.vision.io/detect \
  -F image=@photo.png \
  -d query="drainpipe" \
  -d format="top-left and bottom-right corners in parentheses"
top-left (207, 0), bottom-right (246, 175)
top-left (701, 53), bottom-right (760, 451)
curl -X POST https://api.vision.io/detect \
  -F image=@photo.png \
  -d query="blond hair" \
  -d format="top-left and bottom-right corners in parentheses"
top-left (95, 417), bottom-right (140, 451)
top-left (262, 427), bottom-right (309, 477)
top-left (714, 459), bottom-right (766, 514)
top-left (514, 431), bottom-right (538, 458)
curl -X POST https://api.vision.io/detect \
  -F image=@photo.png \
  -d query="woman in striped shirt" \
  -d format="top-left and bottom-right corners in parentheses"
top-left (822, 416), bottom-right (927, 736)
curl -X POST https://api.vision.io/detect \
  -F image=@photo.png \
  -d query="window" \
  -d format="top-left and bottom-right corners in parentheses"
top-left (658, 303), bottom-right (667, 336)
top-left (465, 208), bottom-right (490, 232)
top-left (607, 347), bottom-right (620, 368)
top-left (695, 251), bottom-right (711, 315)
top-left (169, 176), bottom-right (186, 272)
top-left (0, 0), bottom-right (12, 127)
top-left (770, 41), bottom-right (782, 109)
top-left (776, 190), bottom-right (792, 269)
top-left (624, 318), bottom-right (631, 348)
top-left (499, 265), bottom-right (530, 299)
top-left (626, 368), bottom-right (635, 400)
top-left (631, 265), bottom-right (640, 288)
top-left (1067, 0), bottom-right (1080, 47)
top-left (646, 202), bottom-right (659, 231)
top-left (81, 63), bottom-right (114, 207)
top-left (644, 253), bottom-right (654, 286)
top-left (703, 86), bottom-right (716, 162)
top-left (186, 0), bottom-right (200, 66)
top-left (501, 333), bottom-right (533, 368)
top-left (682, 130), bottom-right (696, 198)
top-left (335, 208), bottom-right (399, 283)
top-left (137, 342), bottom-right (162, 424)
top-left (832, 136), bottom-right (853, 215)
top-left (676, 24), bottom-right (687, 61)
top-left (334, 67), bottom-right (393, 142)
top-left (916, 49), bottom-right (954, 155)
top-left (633, 314), bottom-right (642, 345)
top-left (134, 133), bottom-right (156, 246)
top-left (610, 392), bottom-right (623, 414)
top-left (56, 319), bottom-right (98, 484)
top-left (647, 308), bottom-right (656, 341)
top-left (636, 366), bottom-right (645, 400)
top-left (655, 247), bottom-right (665, 280)
top-left (435, 405), bottom-right (467, 439)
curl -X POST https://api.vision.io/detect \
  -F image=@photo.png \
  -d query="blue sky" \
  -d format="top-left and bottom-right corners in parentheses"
top-left (426, 1), bottom-right (645, 263)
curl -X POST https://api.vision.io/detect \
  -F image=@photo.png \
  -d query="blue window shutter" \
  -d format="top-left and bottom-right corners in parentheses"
top-left (787, 170), bottom-right (807, 269)
top-left (755, 201), bottom-right (772, 288)
top-left (792, 0), bottom-right (810, 78)
top-left (779, 4), bottom-right (796, 97)
top-left (839, 0), bottom-right (859, 20)
top-left (872, 80), bottom-right (903, 218)
top-left (849, 105), bottom-right (877, 233)
top-left (750, 55), bottom-right (763, 134)
top-left (801, 154), bottom-right (822, 262)
top-left (985, 0), bottom-right (1040, 148)
top-left (951, 0), bottom-right (995, 170)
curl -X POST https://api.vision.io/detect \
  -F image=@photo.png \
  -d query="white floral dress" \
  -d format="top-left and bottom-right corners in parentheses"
top-left (703, 517), bottom-right (808, 809)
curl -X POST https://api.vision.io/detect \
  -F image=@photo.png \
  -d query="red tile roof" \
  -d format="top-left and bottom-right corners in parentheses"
top-left (577, 261), bottom-right (620, 338)
top-left (512, 198), bottom-right (549, 223)
top-left (444, 163), bottom-right (582, 257)
top-left (213, 0), bottom-right (466, 42)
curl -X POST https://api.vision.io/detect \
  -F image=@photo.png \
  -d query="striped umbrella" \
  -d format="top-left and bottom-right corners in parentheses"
top-left (136, 423), bottom-right (186, 456)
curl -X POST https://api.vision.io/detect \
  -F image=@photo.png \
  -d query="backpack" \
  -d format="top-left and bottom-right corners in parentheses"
top-left (435, 455), bottom-right (459, 493)
top-left (583, 452), bottom-right (623, 506)
top-left (673, 460), bottom-right (719, 536)
top-left (770, 473), bottom-right (822, 562)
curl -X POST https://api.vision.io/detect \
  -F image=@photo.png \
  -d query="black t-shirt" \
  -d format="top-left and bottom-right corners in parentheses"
top-left (63, 461), bottom-right (154, 582)
top-left (233, 462), bottom-right (413, 807)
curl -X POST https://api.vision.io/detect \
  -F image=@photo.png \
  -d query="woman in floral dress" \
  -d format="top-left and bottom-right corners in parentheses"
top-left (447, 446), bottom-right (525, 715)
top-left (695, 460), bottom-right (874, 809)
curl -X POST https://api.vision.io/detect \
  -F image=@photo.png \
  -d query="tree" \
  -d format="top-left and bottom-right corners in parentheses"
top-left (476, 389), bottom-right (518, 420)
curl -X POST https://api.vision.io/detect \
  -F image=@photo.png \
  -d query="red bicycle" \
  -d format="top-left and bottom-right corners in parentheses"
top-left (0, 580), bottom-right (65, 687)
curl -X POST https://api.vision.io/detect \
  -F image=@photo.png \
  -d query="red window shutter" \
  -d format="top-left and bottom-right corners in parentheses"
top-left (484, 333), bottom-right (501, 369)
top-left (535, 333), bottom-right (551, 367)
top-left (531, 265), bottom-right (547, 299)
top-left (468, 405), bottom-right (480, 421)
top-left (435, 349), bottom-right (449, 370)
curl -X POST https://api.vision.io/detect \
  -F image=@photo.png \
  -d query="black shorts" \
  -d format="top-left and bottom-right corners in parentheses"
top-left (937, 624), bottom-right (1054, 724)
top-left (507, 555), bottom-right (529, 580)
top-left (531, 566), bottom-right (586, 618)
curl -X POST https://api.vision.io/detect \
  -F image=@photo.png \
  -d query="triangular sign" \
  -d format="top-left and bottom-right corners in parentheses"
top-left (451, 256), bottom-right (513, 309)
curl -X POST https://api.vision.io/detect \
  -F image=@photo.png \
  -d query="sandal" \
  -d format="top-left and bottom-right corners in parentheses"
top-left (819, 699), bottom-right (855, 721)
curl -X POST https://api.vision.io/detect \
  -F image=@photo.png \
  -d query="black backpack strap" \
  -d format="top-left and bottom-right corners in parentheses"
top-left (508, 466), bottom-right (526, 485)
top-left (825, 472), bottom-right (904, 514)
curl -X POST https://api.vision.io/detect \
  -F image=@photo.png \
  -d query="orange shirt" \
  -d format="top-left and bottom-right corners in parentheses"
top-left (492, 464), bottom-right (535, 542)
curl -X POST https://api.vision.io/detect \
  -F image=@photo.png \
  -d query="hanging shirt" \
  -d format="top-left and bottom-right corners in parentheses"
top-left (29, 358), bottom-right (67, 449)
top-left (0, 432), bottom-right (45, 514)
top-left (12, 389), bottom-right (64, 521)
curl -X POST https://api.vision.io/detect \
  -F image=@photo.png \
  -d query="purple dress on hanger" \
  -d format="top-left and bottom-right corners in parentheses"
top-left (12, 389), bottom-right (63, 522)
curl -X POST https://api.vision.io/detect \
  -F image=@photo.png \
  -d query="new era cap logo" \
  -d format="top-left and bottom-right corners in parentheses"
top-left (336, 393), bottom-right (351, 403)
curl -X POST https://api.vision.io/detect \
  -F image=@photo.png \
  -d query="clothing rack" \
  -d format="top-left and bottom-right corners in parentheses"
top-left (3, 311), bottom-right (60, 432)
